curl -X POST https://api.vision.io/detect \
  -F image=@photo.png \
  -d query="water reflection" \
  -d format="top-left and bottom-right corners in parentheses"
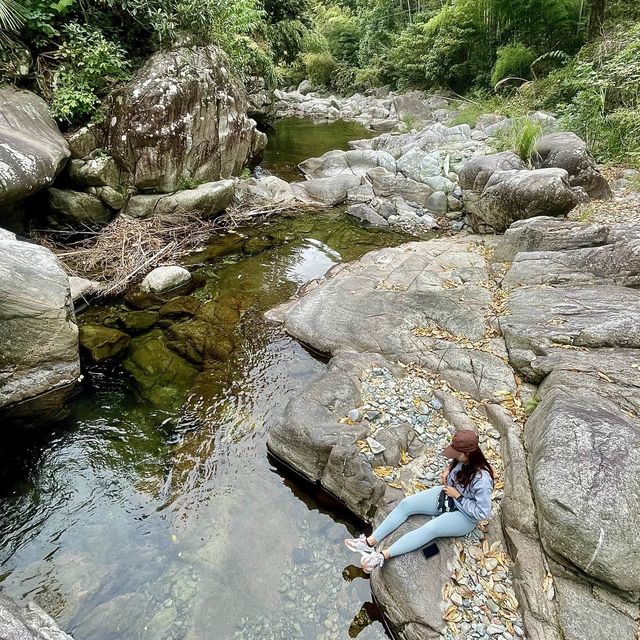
top-left (0, 211), bottom-right (417, 639)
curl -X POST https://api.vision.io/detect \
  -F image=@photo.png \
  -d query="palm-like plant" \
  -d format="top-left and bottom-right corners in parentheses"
top-left (0, 0), bottom-right (27, 46)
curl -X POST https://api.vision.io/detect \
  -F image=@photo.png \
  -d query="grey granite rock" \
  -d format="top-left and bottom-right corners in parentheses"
top-left (0, 87), bottom-right (70, 209)
top-left (0, 594), bottom-right (74, 640)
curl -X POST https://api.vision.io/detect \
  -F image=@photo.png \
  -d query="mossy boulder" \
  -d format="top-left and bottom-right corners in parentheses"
top-left (123, 290), bottom-right (162, 311)
top-left (123, 331), bottom-right (197, 409)
top-left (196, 299), bottom-right (242, 327)
top-left (159, 296), bottom-right (202, 320)
top-left (79, 324), bottom-right (131, 363)
top-left (118, 310), bottom-right (159, 333)
top-left (165, 320), bottom-right (235, 364)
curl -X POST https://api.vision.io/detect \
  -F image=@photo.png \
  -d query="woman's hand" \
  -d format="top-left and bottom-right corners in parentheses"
top-left (443, 485), bottom-right (462, 499)
top-left (439, 464), bottom-right (450, 485)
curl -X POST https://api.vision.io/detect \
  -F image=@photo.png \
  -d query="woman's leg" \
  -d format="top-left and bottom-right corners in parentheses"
top-left (387, 510), bottom-right (476, 558)
top-left (370, 487), bottom-right (441, 543)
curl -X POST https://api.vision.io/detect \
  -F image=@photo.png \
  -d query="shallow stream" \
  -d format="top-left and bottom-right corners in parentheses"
top-left (0, 120), bottom-right (423, 639)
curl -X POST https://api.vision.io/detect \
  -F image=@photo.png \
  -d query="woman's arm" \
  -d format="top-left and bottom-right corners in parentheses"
top-left (453, 472), bottom-right (493, 521)
top-left (439, 461), bottom-right (452, 484)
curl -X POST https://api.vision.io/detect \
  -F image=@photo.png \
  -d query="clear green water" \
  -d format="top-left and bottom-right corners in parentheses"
top-left (0, 200), bottom-right (419, 638)
top-left (260, 117), bottom-right (374, 182)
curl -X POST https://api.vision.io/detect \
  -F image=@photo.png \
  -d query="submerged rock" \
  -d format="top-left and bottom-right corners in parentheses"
top-left (79, 324), bottom-right (131, 363)
top-left (123, 331), bottom-right (198, 409)
top-left (0, 232), bottom-right (80, 426)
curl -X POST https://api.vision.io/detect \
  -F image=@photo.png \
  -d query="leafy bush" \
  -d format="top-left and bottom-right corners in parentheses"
top-left (302, 51), bottom-right (337, 87)
top-left (331, 63), bottom-right (358, 94)
top-left (354, 65), bottom-right (382, 91)
top-left (491, 43), bottom-right (536, 87)
top-left (317, 5), bottom-right (361, 65)
top-left (50, 23), bottom-right (129, 123)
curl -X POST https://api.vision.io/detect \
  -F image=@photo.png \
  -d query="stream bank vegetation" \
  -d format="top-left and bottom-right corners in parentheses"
top-left (285, 0), bottom-right (640, 167)
top-left (1, 0), bottom-right (638, 164)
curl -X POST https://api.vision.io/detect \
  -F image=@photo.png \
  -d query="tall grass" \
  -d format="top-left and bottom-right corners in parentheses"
top-left (497, 117), bottom-right (544, 165)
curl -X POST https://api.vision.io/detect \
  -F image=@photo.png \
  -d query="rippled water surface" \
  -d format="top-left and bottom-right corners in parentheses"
top-left (1, 165), bottom-right (421, 639)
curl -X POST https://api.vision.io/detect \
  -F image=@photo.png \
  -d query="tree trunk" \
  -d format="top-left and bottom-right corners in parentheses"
top-left (588, 0), bottom-right (606, 39)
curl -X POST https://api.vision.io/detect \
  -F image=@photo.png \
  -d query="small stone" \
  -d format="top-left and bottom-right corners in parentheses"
top-left (487, 624), bottom-right (505, 635)
top-left (485, 557), bottom-right (498, 571)
top-left (366, 437), bottom-right (386, 454)
top-left (451, 592), bottom-right (464, 606)
top-left (416, 402), bottom-right (430, 414)
top-left (349, 408), bottom-right (362, 422)
top-left (430, 398), bottom-right (443, 410)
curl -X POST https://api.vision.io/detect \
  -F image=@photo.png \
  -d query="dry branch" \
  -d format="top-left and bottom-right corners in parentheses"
top-left (36, 214), bottom-right (219, 295)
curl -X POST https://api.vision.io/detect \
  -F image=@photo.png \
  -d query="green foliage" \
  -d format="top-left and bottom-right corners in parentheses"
top-left (50, 23), bottom-right (129, 122)
top-left (302, 50), bottom-right (338, 87)
top-left (331, 62), bottom-right (358, 93)
top-left (176, 175), bottom-right (202, 190)
top-left (316, 5), bottom-right (361, 65)
top-left (448, 93), bottom-right (514, 126)
top-left (491, 43), bottom-right (536, 87)
top-left (494, 116), bottom-right (543, 165)
top-left (401, 113), bottom-right (417, 131)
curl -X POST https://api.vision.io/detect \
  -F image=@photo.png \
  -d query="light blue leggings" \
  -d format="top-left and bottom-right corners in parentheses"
top-left (372, 487), bottom-right (476, 557)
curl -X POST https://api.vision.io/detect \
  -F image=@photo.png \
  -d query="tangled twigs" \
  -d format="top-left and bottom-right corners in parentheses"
top-left (35, 214), bottom-right (220, 295)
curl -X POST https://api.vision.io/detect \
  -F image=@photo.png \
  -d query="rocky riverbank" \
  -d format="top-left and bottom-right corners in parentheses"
top-left (265, 215), bottom-right (640, 640)
top-left (2, 68), bottom-right (639, 640)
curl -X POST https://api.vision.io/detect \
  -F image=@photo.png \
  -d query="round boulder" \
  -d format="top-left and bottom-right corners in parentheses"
top-left (140, 266), bottom-right (192, 295)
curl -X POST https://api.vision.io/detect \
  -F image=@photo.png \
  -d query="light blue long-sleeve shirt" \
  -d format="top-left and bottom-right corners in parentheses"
top-left (447, 462), bottom-right (493, 522)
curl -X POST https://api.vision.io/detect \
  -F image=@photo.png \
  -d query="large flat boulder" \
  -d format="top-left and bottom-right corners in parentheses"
top-left (493, 216), bottom-right (609, 262)
top-left (124, 179), bottom-right (235, 220)
top-left (495, 215), bottom-right (640, 635)
top-left (526, 380), bottom-right (640, 593)
top-left (502, 235), bottom-right (640, 289)
top-left (267, 238), bottom-right (515, 402)
top-left (298, 149), bottom-right (396, 179)
top-left (102, 46), bottom-right (264, 192)
top-left (0, 232), bottom-right (80, 425)
top-left (0, 87), bottom-right (69, 211)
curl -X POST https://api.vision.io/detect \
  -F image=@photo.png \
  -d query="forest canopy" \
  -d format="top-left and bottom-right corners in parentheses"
top-left (1, 0), bottom-right (638, 164)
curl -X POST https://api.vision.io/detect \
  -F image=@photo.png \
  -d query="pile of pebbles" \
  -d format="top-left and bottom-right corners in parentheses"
top-left (350, 366), bottom-right (526, 640)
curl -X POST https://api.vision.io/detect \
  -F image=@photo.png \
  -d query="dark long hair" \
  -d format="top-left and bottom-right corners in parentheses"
top-left (455, 448), bottom-right (494, 489)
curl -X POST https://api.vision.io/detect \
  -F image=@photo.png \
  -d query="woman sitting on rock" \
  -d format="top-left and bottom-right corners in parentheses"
top-left (344, 430), bottom-right (493, 573)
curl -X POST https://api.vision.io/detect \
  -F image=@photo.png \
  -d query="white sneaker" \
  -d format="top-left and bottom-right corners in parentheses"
top-left (361, 551), bottom-right (385, 573)
top-left (344, 534), bottom-right (373, 556)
